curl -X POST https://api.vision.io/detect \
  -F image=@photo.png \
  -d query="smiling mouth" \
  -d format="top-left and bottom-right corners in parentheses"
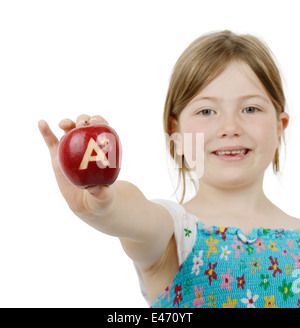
top-left (211, 148), bottom-right (252, 162)
top-left (213, 149), bottom-right (250, 156)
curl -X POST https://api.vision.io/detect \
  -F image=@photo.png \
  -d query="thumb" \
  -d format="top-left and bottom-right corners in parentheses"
top-left (86, 184), bottom-right (115, 212)
top-left (38, 119), bottom-right (59, 159)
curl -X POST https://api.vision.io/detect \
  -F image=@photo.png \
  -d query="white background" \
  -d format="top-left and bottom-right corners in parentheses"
top-left (1, 0), bottom-right (300, 308)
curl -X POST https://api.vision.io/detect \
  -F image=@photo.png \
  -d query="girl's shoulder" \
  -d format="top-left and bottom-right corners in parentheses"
top-left (152, 199), bottom-right (198, 264)
top-left (263, 209), bottom-right (300, 232)
top-left (280, 214), bottom-right (300, 230)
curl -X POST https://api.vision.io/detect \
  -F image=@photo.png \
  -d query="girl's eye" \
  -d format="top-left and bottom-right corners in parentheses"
top-left (197, 109), bottom-right (215, 116)
top-left (242, 106), bottom-right (260, 114)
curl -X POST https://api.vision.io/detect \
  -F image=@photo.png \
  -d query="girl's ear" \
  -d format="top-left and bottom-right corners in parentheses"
top-left (277, 111), bottom-right (289, 138)
top-left (169, 116), bottom-right (184, 156)
top-left (169, 116), bottom-right (179, 134)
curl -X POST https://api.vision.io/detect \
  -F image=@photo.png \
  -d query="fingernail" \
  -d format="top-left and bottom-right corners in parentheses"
top-left (78, 119), bottom-right (88, 126)
top-left (60, 119), bottom-right (70, 125)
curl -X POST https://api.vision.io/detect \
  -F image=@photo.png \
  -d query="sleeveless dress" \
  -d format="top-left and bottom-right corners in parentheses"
top-left (136, 199), bottom-right (300, 308)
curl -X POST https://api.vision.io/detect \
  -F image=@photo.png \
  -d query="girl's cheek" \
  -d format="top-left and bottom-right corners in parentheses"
top-left (182, 120), bottom-right (210, 134)
top-left (248, 119), bottom-right (277, 142)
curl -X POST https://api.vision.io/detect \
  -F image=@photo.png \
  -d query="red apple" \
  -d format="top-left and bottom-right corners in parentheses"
top-left (58, 123), bottom-right (121, 188)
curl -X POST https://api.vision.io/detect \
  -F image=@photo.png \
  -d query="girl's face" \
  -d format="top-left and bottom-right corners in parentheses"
top-left (175, 60), bottom-right (289, 189)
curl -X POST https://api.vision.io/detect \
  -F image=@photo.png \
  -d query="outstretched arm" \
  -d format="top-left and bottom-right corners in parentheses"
top-left (38, 115), bottom-right (174, 270)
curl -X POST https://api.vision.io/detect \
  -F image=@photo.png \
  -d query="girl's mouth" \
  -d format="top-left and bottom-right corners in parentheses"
top-left (211, 148), bottom-right (252, 162)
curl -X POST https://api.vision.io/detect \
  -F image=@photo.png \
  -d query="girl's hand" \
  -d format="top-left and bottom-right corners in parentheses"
top-left (39, 115), bottom-right (176, 278)
top-left (38, 115), bottom-right (115, 218)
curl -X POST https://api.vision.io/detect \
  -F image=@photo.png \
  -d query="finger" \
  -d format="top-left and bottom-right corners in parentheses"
top-left (59, 118), bottom-right (76, 133)
top-left (89, 115), bottom-right (109, 125)
top-left (38, 120), bottom-right (59, 159)
top-left (76, 114), bottom-right (91, 127)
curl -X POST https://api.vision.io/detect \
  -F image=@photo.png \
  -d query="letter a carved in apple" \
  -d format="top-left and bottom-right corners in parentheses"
top-left (58, 123), bottom-right (122, 188)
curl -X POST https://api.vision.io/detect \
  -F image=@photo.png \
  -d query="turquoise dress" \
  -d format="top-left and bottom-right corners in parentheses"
top-left (150, 200), bottom-right (300, 308)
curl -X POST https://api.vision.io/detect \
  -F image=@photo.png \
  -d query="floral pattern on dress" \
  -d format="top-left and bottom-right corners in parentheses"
top-left (152, 215), bottom-right (300, 308)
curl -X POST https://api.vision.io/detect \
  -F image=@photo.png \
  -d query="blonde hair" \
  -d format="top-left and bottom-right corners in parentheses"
top-left (163, 30), bottom-right (286, 203)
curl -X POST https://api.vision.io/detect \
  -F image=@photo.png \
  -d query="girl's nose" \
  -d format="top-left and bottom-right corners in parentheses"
top-left (217, 114), bottom-right (242, 138)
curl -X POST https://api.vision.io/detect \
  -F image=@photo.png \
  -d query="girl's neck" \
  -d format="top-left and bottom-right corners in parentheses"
top-left (184, 176), bottom-right (274, 219)
top-left (183, 177), bottom-right (299, 233)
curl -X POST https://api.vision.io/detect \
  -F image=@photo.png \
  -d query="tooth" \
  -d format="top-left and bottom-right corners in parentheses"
top-left (215, 149), bottom-right (247, 156)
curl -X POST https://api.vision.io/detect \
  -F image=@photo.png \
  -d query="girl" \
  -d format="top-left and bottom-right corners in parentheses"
top-left (39, 30), bottom-right (300, 308)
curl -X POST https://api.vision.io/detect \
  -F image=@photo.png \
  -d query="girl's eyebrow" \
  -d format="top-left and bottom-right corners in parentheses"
top-left (237, 94), bottom-right (271, 103)
top-left (191, 94), bottom-right (271, 104)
